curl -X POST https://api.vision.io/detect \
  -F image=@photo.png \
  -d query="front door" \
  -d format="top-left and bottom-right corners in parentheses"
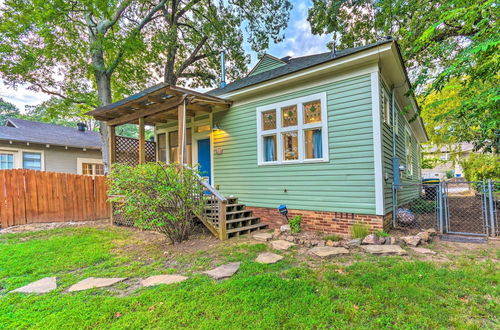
top-left (197, 138), bottom-right (211, 184)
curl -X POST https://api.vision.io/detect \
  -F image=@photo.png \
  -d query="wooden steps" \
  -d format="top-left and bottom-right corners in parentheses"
top-left (202, 196), bottom-right (267, 239)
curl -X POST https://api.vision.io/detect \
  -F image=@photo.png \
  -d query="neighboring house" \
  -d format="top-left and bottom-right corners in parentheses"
top-left (0, 118), bottom-right (103, 176)
top-left (422, 143), bottom-right (474, 179)
top-left (89, 39), bottom-right (428, 236)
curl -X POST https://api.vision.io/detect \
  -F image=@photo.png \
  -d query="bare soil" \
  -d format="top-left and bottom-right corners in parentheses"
top-left (0, 219), bottom-right (110, 234)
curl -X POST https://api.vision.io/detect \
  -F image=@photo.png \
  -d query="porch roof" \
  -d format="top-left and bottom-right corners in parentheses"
top-left (86, 84), bottom-right (231, 126)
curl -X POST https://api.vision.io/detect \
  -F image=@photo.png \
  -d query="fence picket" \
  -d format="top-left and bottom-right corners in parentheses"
top-left (0, 170), bottom-right (110, 228)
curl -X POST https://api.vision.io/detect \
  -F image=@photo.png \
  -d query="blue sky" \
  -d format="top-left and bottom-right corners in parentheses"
top-left (0, 0), bottom-right (330, 111)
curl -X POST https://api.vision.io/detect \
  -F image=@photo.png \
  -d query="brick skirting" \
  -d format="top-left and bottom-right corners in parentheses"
top-left (246, 206), bottom-right (392, 237)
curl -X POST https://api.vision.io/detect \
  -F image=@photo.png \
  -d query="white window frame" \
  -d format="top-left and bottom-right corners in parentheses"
top-left (22, 151), bottom-right (43, 171)
top-left (77, 157), bottom-right (104, 177)
top-left (382, 90), bottom-right (391, 127)
top-left (0, 151), bottom-right (16, 170)
top-left (256, 92), bottom-right (329, 165)
top-left (405, 126), bottom-right (414, 177)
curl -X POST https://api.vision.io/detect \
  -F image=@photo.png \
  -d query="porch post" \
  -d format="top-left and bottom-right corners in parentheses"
top-left (177, 99), bottom-right (186, 164)
top-left (138, 117), bottom-right (145, 164)
top-left (108, 125), bottom-right (116, 166)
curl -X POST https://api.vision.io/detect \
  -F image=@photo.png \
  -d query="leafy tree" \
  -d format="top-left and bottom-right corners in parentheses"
top-left (307, 0), bottom-right (499, 151)
top-left (0, 97), bottom-right (20, 125)
top-left (462, 153), bottom-right (500, 182)
top-left (109, 162), bottom-right (205, 243)
top-left (0, 0), bottom-right (292, 171)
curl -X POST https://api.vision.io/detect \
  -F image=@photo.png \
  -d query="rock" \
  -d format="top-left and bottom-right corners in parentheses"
top-left (141, 275), bottom-right (188, 287)
top-left (388, 237), bottom-right (397, 245)
top-left (362, 234), bottom-right (380, 245)
top-left (426, 228), bottom-right (437, 236)
top-left (360, 245), bottom-right (408, 256)
top-left (284, 235), bottom-right (295, 242)
top-left (409, 247), bottom-right (437, 255)
top-left (378, 237), bottom-right (386, 244)
top-left (272, 228), bottom-right (281, 238)
top-left (11, 277), bottom-right (57, 294)
top-left (204, 262), bottom-right (241, 280)
top-left (280, 224), bottom-right (290, 233)
top-left (252, 232), bottom-right (273, 242)
top-left (400, 236), bottom-right (421, 247)
top-left (68, 277), bottom-right (126, 292)
top-left (326, 240), bottom-right (335, 247)
top-left (316, 240), bottom-right (326, 247)
top-left (255, 252), bottom-right (284, 264)
top-left (347, 238), bottom-right (362, 246)
top-left (417, 231), bottom-right (430, 242)
top-left (309, 240), bottom-right (322, 247)
top-left (270, 240), bottom-right (296, 250)
top-left (310, 246), bottom-right (350, 258)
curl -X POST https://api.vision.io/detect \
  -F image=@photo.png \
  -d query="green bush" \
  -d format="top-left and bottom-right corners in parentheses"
top-left (351, 223), bottom-right (369, 239)
top-left (108, 162), bottom-right (205, 243)
top-left (375, 230), bottom-right (390, 237)
top-left (289, 215), bottom-right (302, 233)
top-left (445, 169), bottom-right (455, 179)
top-left (462, 153), bottom-right (500, 182)
top-left (409, 199), bottom-right (437, 214)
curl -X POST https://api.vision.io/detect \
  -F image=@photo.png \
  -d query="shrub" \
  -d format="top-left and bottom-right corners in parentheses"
top-left (324, 234), bottom-right (342, 242)
top-left (375, 230), bottom-right (390, 237)
top-left (409, 199), bottom-right (437, 214)
top-left (445, 169), bottom-right (455, 179)
top-left (289, 215), bottom-right (302, 233)
top-left (108, 162), bottom-right (205, 244)
top-left (462, 153), bottom-right (500, 182)
top-left (351, 222), bottom-right (369, 239)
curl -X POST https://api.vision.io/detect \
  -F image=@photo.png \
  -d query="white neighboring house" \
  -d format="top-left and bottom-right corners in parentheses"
top-left (422, 143), bottom-right (475, 179)
top-left (0, 118), bottom-right (104, 176)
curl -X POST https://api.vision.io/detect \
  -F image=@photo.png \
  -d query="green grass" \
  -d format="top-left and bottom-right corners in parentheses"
top-left (0, 226), bottom-right (498, 329)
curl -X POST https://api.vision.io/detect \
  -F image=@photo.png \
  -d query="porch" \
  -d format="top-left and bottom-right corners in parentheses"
top-left (87, 84), bottom-right (267, 239)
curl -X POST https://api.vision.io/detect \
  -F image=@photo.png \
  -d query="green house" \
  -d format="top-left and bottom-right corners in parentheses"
top-left (89, 39), bottom-right (427, 238)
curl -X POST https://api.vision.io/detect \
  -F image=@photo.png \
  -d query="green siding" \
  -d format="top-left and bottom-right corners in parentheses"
top-left (213, 74), bottom-right (377, 214)
top-left (380, 80), bottom-right (421, 214)
top-left (249, 56), bottom-right (286, 76)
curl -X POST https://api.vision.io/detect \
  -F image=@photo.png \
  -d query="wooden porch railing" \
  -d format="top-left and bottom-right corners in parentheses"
top-left (192, 177), bottom-right (228, 240)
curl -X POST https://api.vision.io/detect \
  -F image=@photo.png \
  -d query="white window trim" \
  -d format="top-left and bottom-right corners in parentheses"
top-left (0, 147), bottom-right (45, 170)
top-left (256, 92), bottom-right (329, 166)
top-left (77, 157), bottom-right (103, 176)
top-left (382, 90), bottom-right (391, 127)
top-left (405, 126), bottom-right (414, 177)
top-left (22, 151), bottom-right (44, 171)
top-left (0, 151), bottom-right (16, 169)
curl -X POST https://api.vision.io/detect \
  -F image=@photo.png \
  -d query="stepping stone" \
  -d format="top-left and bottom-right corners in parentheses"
top-left (11, 277), bottom-right (57, 294)
top-left (204, 262), bottom-right (241, 280)
top-left (253, 232), bottom-right (273, 242)
top-left (67, 277), bottom-right (126, 292)
top-left (409, 247), bottom-right (437, 255)
top-left (270, 240), bottom-right (295, 250)
top-left (141, 275), bottom-right (188, 287)
top-left (310, 246), bottom-right (350, 258)
top-left (360, 245), bottom-right (408, 256)
top-left (255, 252), bottom-right (283, 264)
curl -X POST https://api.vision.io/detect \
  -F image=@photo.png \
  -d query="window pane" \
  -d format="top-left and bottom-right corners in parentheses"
top-left (0, 153), bottom-right (13, 170)
top-left (23, 152), bottom-right (41, 170)
top-left (95, 164), bottom-right (104, 175)
top-left (262, 110), bottom-right (276, 131)
top-left (305, 129), bottom-right (323, 159)
top-left (282, 131), bottom-right (298, 160)
top-left (303, 100), bottom-right (321, 124)
top-left (82, 163), bottom-right (92, 175)
top-left (263, 135), bottom-right (277, 162)
top-left (281, 105), bottom-right (297, 127)
top-left (169, 147), bottom-right (179, 163)
top-left (169, 131), bottom-right (178, 148)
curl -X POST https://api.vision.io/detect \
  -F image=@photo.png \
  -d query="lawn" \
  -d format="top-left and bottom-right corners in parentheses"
top-left (0, 225), bottom-right (498, 329)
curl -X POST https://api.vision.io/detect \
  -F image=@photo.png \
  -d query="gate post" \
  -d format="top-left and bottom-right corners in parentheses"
top-left (438, 182), bottom-right (443, 233)
top-left (488, 179), bottom-right (496, 237)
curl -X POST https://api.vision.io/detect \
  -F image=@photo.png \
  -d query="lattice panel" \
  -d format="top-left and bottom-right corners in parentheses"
top-left (115, 136), bottom-right (156, 166)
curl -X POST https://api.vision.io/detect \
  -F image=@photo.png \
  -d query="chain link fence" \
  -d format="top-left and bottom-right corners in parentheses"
top-left (393, 180), bottom-right (498, 237)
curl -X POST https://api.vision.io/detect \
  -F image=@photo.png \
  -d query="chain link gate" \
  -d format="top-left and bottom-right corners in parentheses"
top-left (393, 180), bottom-right (498, 237)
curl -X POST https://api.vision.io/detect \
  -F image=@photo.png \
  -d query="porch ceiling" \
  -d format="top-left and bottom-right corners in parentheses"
top-left (86, 84), bottom-right (231, 126)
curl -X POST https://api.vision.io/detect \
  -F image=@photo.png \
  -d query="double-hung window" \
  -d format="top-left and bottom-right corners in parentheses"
top-left (405, 127), bottom-right (414, 177)
top-left (23, 152), bottom-right (42, 170)
top-left (0, 153), bottom-right (14, 169)
top-left (257, 92), bottom-right (328, 165)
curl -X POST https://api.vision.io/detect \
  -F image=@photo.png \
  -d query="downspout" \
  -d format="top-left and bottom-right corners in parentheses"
top-left (391, 86), bottom-right (398, 227)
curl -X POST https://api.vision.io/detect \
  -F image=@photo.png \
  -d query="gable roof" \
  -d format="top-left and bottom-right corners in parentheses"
top-left (247, 54), bottom-right (286, 77)
top-left (209, 39), bottom-right (393, 96)
top-left (0, 118), bottom-right (102, 149)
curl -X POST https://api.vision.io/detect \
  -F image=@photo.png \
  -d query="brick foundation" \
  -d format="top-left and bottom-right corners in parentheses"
top-left (247, 206), bottom-right (392, 237)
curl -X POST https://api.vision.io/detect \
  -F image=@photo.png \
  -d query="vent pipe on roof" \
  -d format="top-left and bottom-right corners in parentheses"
top-left (77, 122), bottom-right (87, 131)
top-left (219, 51), bottom-right (226, 89)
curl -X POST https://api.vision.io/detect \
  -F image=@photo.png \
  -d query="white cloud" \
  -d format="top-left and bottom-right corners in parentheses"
top-left (0, 81), bottom-right (50, 112)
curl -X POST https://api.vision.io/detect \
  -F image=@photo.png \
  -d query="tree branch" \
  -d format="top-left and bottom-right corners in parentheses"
top-left (98, 0), bottom-right (133, 34)
top-left (33, 84), bottom-right (97, 108)
top-left (175, 36), bottom-right (208, 76)
top-left (175, 0), bottom-right (202, 22)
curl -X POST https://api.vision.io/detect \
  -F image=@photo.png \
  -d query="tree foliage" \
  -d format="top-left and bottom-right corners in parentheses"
top-left (108, 162), bottom-right (205, 243)
top-left (0, 97), bottom-right (20, 125)
top-left (462, 153), bottom-right (500, 182)
top-left (308, 0), bottom-right (499, 151)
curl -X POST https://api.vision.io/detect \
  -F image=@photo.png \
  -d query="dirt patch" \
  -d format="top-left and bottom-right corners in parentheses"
top-left (0, 219), bottom-right (110, 234)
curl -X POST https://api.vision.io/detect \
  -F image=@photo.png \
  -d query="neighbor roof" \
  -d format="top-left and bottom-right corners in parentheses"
top-left (0, 118), bottom-right (102, 149)
top-left (208, 39), bottom-right (393, 96)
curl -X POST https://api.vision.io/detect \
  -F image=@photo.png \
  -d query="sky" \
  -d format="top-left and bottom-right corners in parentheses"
top-left (0, 0), bottom-right (331, 112)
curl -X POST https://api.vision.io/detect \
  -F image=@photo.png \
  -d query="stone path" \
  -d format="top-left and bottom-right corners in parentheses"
top-left (204, 262), bottom-right (241, 280)
top-left (141, 275), bottom-right (188, 287)
top-left (252, 232), bottom-right (273, 242)
top-left (360, 245), bottom-right (408, 256)
top-left (270, 240), bottom-right (295, 250)
top-left (309, 246), bottom-right (350, 258)
top-left (409, 247), bottom-right (437, 255)
top-left (255, 252), bottom-right (283, 264)
top-left (68, 277), bottom-right (126, 292)
top-left (11, 277), bottom-right (57, 294)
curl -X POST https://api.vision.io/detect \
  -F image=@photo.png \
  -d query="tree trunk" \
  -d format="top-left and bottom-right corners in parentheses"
top-left (95, 70), bottom-right (113, 174)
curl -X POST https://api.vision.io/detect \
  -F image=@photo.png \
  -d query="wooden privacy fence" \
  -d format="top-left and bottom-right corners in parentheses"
top-left (0, 169), bottom-right (110, 228)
